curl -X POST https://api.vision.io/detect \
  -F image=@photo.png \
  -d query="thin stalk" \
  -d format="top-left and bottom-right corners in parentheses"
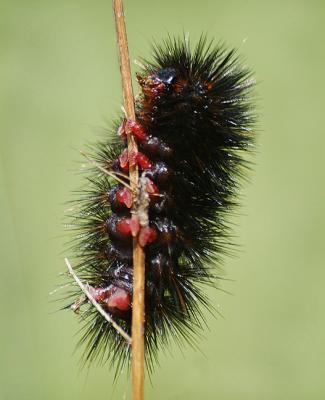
top-left (112, 1), bottom-right (145, 400)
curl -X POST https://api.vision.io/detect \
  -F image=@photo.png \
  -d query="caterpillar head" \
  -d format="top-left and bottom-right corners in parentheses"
top-left (137, 68), bottom-right (178, 97)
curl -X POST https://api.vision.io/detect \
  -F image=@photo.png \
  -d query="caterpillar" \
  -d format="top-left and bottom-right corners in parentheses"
top-left (65, 36), bottom-right (255, 372)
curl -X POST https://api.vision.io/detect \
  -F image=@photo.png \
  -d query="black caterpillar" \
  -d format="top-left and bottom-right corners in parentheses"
top-left (66, 37), bottom-right (255, 371)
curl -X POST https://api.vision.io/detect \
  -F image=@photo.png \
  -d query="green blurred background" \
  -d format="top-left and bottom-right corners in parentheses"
top-left (1, 1), bottom-right (325, 399)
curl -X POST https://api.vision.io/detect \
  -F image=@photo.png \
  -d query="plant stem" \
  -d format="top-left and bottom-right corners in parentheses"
top-left (112, 1), bottom-right (145, 399)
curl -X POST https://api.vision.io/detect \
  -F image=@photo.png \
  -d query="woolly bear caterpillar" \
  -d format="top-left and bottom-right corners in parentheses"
top-left (64, 34), bottom-right (254, 368)
top-left (64, 34), bottom-right (255, 375)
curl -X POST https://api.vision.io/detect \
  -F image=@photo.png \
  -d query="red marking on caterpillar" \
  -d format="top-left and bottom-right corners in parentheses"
top-left (65, 36), bottom-right (256, 371)
top-left (126, 120), bottom-right (148, 141)
top-left (106, 287), bottom-right (131, 312)
top-left (118, 119), bottom-right (148, 141)
top-left (145, 179), bottom-right (159, 196)
top-left (134, 152), bottom-right (152, 169)
top-left (118, 148), bottom-right (152, 170)
top-left (89, 285), bottom-right (131, 313)
top-left (116, 217), bottom-right (138, 237)
top-left (138, 226), bottom-right (158, 247)
top-left (118, 148), bottom-right (129, 170)
top-left (116, 187), bottom-right (133, 208)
